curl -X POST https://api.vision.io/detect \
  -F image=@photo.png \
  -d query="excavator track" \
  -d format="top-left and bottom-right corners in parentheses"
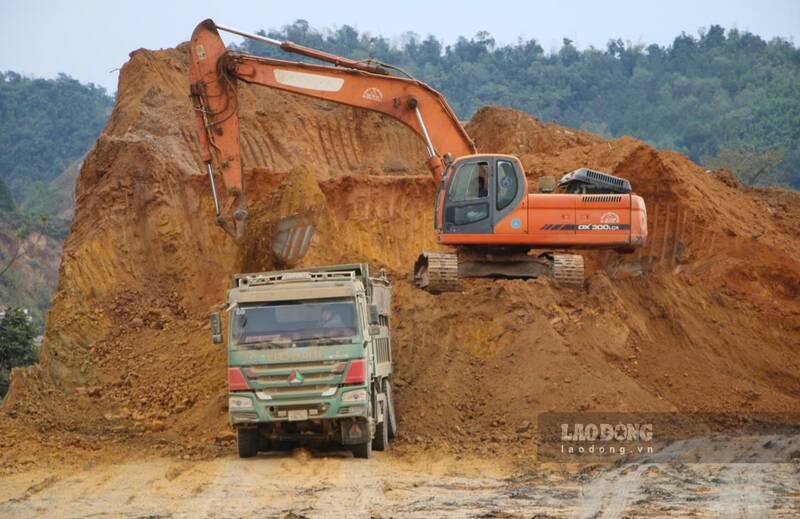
top-left (414, 250), bottom-right (585, 293)
top-left (413, 252), bottom-right (459, 294)
top-left (551, 253), bottom-right (585, 288)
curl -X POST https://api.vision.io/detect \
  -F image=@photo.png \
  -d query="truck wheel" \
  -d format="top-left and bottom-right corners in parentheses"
top-left (352, 439), bottom-right (372, 459)
top-left (385, 381), bottom-right (397, 439)
top-left (372, 398), bottom-right (389, 451)
top-left (237, 427), bottom-right (259, 458)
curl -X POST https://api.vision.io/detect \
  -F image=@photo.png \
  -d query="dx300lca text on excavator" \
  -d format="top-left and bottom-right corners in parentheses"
top-left (189, 19), bottom-right (648, 292)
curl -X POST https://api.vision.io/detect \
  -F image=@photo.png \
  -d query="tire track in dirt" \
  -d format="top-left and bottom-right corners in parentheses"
top-left (576, 464), bottom-right (646, 519)
top-left (3, 474), bottom-right (60, 504)
top-left (710, 464), bottom-right (770, 518)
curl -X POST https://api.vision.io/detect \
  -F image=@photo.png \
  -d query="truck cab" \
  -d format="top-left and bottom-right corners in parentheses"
top-left (210, 264), bottom-right (395, 458)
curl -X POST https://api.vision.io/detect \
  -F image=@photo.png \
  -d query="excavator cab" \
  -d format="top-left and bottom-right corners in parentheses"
top-left (436, 155), bottom-right (526, 235)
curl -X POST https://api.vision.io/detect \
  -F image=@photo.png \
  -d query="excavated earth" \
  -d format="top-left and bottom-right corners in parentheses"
top-left (1, 42), bottom-right (799, 491)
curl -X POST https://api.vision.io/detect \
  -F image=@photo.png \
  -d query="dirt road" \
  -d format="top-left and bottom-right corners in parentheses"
top-left (2, 449), bottom-right (798, 518)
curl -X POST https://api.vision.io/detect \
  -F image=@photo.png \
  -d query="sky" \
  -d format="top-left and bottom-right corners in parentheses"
top-left (1, 0), bottom-right (798, 93)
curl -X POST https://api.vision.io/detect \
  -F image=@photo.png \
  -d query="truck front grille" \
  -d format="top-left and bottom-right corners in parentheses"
top-left (243, 359), bottom-right (355, 398)
top-left (258, 385), bottom-right (336, 399)
top-left (251, 372), bottom-right (338, 385)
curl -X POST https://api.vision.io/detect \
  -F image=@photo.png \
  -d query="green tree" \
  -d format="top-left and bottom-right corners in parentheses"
top-left (0, 307), bottom-right (37, 396)
top-left (0, 71), bottom-right (112, 200)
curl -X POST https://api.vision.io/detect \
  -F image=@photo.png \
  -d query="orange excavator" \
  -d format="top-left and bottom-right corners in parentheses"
top-left (189, 19), bottom-right (647, 291)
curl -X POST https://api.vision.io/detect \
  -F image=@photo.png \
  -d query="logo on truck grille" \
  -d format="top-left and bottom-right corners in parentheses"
top-left (288, 370), bottom-right (304, 385)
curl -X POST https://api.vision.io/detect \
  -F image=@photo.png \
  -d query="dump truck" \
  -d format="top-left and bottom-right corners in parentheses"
top-left (209, 264), bottom-right (395, 459)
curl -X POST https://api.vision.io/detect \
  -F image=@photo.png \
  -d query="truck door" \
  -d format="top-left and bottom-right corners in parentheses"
top-left (442, 159), bottom-right (493, 234)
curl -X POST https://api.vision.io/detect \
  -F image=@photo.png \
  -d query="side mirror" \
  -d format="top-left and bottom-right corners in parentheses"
top-left (368, 304), bottom-right (380, 325)
top-left (210, 312), bottom-right (223, 344)
top-left (538, 176), bottom-right (555, 193)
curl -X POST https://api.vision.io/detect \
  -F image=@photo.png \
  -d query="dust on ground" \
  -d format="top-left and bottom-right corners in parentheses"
top-left (1, 449), bottom-right (799, 518)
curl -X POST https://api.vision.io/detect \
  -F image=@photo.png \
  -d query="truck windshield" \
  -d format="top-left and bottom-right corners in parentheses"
top-left (231, 298), bottom-right (358, 347)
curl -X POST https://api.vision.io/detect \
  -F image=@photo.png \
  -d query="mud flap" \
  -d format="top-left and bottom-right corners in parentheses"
top-left (341, 419), bottom-right (370, 446)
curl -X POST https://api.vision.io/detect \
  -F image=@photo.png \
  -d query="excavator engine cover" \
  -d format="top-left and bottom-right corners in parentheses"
top-left (558, 168), bottom-right (632, 194)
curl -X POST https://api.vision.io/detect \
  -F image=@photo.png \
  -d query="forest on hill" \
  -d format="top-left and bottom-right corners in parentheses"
top-left (241, 23), bottom-right (800, 188)
top-left (0, 73), bottom-right (110, 328)
top-left (0, 72), bottom-right (112, 216)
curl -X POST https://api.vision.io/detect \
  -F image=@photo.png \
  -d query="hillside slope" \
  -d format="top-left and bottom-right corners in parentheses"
top-left (1, 44), bottom-right (798, 468)
top-left (0, 217), bottom-right (63, 327)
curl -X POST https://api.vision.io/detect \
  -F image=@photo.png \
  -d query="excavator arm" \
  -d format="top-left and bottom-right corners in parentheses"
top-left (189, 19), bottom-right (476, 237)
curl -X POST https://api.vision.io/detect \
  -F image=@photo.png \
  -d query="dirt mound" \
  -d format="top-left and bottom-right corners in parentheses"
top-left (2, 46), bottom-right (800, 469)
top-left (239, 169), bottom-right (438, 274)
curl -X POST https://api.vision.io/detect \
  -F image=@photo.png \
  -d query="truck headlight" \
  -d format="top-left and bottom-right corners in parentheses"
top-left (229, 396), bottom-right (254, 409)
top-left (341, 389), bottom-right (367, 403)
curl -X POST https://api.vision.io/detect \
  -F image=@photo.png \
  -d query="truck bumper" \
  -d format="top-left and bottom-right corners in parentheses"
top-left (228, 391), bottom-right (368, 426)
top-left (232, 415), bottom-right (373, 445)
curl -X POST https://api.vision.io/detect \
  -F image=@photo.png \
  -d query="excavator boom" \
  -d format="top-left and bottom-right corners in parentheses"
top-left (189, 19), bottom-right (475, 238)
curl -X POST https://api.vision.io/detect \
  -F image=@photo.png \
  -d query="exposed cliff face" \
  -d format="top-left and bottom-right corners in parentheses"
top-left (1, 45), bottom-right (799, 467)
top-left (0, 222), bottom-right (62, 327)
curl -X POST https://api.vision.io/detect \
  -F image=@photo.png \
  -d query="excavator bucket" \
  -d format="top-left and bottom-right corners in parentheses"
top-left (271, 211), bottom-right (317, 266)
top-left (413, 252), bottom-right (460, 293)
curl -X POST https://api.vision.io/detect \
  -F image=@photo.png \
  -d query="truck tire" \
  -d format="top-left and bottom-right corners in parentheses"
top-left (372, 398), bottom-right (389, 451)
top-left (385, 381), bottom-right (397, 439)
top-left (352, 438), bottom-right (372, 459)
top-left (237, 427), bottom-right (259, 458)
